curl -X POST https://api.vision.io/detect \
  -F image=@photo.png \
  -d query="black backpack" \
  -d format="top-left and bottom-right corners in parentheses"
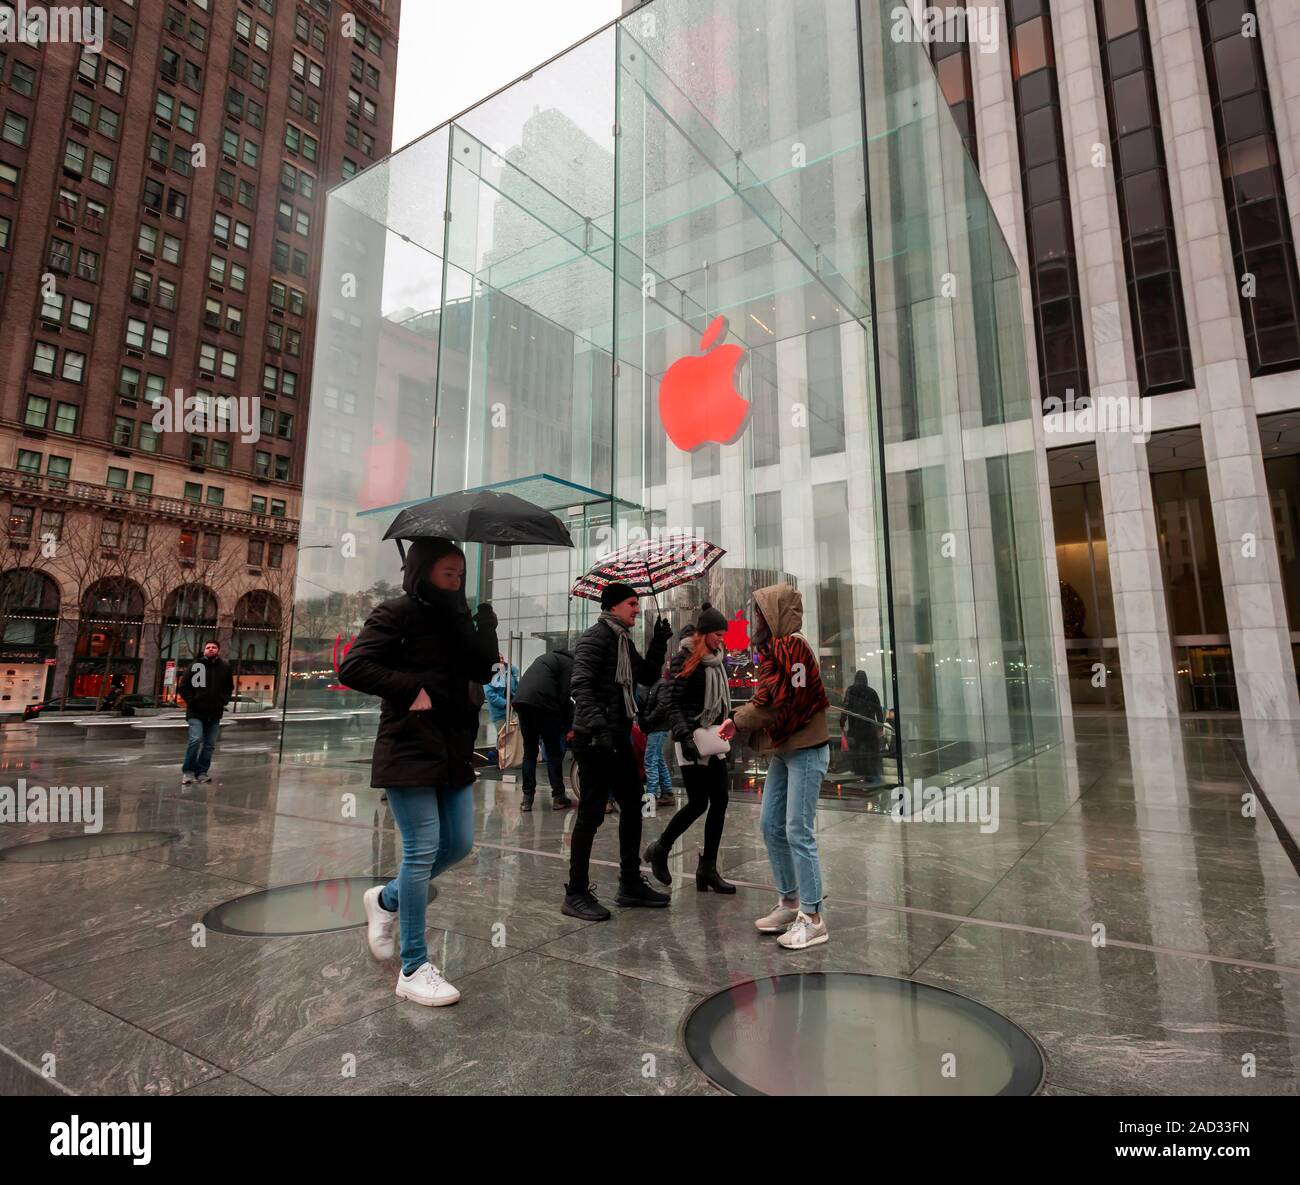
top-left (638, 679), bottom-right (673, 734)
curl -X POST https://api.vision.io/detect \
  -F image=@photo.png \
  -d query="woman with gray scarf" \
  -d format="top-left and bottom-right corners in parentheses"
top-left (643, 604), bottom-right (738, 893)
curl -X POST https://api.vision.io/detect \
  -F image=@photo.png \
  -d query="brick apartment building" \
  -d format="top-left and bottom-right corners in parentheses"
top-left (0, 0), bottom-right (400, 711)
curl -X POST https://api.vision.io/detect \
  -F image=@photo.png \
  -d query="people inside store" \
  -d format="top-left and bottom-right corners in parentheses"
top-left (643, 604), bottom-right (737, 893)
top-left (562, 581), bottom-right (671, 922)
top-left (841, 669), bottom-right (884, 785)
top-left (482, 653), bottom-right (518, 766)
top-left (733, 584), bottom-right (832, 950)
top-left (340, 538), bottom-right (498, 1007)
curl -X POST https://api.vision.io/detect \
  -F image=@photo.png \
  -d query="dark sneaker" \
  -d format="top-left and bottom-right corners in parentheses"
top-left (615, 874), bottom-right (670, 908)
top-left (552, 795), bottom-right (573, 810)
top-left (562, 885), bottom-right (611, 921)
top-left (521, 796), bottom-right (534, 813)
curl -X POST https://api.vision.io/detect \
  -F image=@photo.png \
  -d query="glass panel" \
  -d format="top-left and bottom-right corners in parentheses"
top-left (285, 0), bottom-right (1059, 793)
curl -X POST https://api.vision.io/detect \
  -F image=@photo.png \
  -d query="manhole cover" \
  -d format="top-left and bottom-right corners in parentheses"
top-left (203, 877), bottom-right (435, 936)
top-left (0, 831), bottom-right (182, 863)
top-left (683, 972), bottom-right (1043, 1095)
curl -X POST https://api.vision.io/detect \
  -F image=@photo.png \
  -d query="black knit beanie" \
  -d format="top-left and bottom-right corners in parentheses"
top-left (697, 602), bottom-right (728, 634)
top-left (600, 581), bottom-right (638, 611)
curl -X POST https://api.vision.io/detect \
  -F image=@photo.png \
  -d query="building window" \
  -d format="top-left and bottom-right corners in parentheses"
top-left (1007, 3), bottom-right (1090, 406)
top-left (1196, 0), bottom-right (1300, 373)
top-left (24, 395), bottom-right (49, 427)
top-left (1095, 0), bottom-right (1193, 394)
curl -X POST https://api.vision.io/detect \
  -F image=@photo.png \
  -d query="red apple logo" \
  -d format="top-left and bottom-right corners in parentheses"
top-left (659, 316), bottom-right (750, 452)
top-left (359, 424), bottom-right (412, 510)
top-left (723, 611), bottom-right (750, 651)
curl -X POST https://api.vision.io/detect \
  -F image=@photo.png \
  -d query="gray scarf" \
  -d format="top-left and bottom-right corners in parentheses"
top-left (699, 644), bottom-right (731, 726)
top-left (600, 612), bottom-right (639, 720)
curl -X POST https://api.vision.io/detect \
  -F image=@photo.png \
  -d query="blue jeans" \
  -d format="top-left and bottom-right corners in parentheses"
top-left (182, 718), bottom-right (220, 775)
top-left (644, 730), bottom-right (673, 796)
top-left (760, 744), bottom-right (829, 914)
top-left (379, 784), bottom-right (474, 975)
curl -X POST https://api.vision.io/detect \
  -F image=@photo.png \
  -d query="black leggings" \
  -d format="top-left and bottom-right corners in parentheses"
top-left (658, 757), bottom-right (729, 863)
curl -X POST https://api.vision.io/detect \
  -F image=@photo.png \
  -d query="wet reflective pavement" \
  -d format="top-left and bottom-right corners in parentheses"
top-left (0, 715), bottom-right (1296, 1095)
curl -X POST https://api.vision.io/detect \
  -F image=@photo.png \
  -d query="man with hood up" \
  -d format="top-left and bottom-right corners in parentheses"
top-left (733, 583), bottom-right (833, 950)
top-left (513, 646), bottom-right (575, 811)
top-left (339, 537), bottom-right (498, 1007)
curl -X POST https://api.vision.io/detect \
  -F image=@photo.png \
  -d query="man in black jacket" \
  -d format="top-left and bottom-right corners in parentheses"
top-left (179, 640), bottom-right (235, 785)
top-left (514, 648), bottom-right (574, 812)
top-left (563, 581), bottom-right (672, 920)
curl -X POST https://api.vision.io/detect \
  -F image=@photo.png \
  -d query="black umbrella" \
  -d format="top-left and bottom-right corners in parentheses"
top-left (382, 489), bottom-right (574, 554)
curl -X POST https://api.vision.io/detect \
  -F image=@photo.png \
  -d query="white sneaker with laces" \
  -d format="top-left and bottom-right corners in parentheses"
top-left (181, 773), bottom-right (195, 786)
top-left (395, 961), bottom-right (460, 1007)
top-left (755, 899), bottom-right (799, 934)
top-left (777, 911), bottom-right (829, 950)
top-left (363, 884), bottom-right (398, 961)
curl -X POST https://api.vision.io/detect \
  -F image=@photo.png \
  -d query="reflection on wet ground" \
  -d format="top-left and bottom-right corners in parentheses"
top-left (0, 715), bottom-right (1296, 1095)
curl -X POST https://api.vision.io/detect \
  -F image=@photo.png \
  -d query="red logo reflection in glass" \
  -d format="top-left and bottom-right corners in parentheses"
top-left (659, 316), bottom-right (751, 452)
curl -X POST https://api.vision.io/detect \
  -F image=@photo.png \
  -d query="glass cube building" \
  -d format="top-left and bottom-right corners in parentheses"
top-left (286, 0), bottom-right (1061, 790)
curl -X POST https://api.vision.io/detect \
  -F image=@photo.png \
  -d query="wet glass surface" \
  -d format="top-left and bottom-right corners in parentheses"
top-left (0, 831), bottom-right (182, 863)
top-left (203, 877), bottom-right (422, 936)
top-left (683, 972), bottom-right (1044, 1095)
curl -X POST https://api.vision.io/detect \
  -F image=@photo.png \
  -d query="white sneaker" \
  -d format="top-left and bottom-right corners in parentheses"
top-left (181, 773), bottom-right (195, 785)
top-left (395, 961), bottom-right (460, 1007)
top-left (777, 911), bottom-right (829, 950)
top-left (363, 885), bottom-right (398, 961)
top-left (755, 898), bottom-right (799, 934)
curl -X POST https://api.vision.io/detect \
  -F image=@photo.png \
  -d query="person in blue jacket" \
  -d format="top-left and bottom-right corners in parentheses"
top-left (482, 656), bottom-right (518, 764)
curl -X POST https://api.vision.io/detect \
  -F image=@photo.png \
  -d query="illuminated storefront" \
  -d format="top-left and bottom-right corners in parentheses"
top-left (286, 0), bottom-right (1062, 789)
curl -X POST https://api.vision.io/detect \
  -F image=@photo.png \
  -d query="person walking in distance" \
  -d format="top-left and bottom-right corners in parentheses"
top-left (179, 641), bottom-right (235, 786)
top-left (643, 605), bottom-right (737, 893)
top-left (513, 647), bottom-right (575, 812)
top-left (340, 538), bottom-right (498, 1007)
top-left (562, 582), bottom-right (672, 921)
top-left (733, 584), bottom-right (832, 949)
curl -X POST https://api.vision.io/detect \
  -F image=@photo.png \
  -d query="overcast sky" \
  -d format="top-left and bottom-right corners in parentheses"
top-left (393, 0), bottom-right (622, 151)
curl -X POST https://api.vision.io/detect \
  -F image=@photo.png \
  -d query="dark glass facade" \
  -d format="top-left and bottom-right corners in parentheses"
top-left (928, 32), bottom-right (979, 168)
top-left (1196, 0), bottom-right (1300, 373)
top-left (1006, 1), bottom-right (1091, 407)
top-left (1096, 0), bottom-right (1194, 394)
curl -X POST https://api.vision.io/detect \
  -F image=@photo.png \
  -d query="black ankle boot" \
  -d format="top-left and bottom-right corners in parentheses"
top-left (643, 839), bottom-right (672, 885)
top-left (696, 857), bottom-right (736, 893)
top-left (615, 874), bottom-right (670, 908)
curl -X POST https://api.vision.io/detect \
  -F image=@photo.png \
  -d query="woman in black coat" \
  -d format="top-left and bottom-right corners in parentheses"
top-left (841, 670), bottom-right (884, 782)
top-left (642, 604), bottom-right (737, 893)
top-left (338, 537), bottom-right (498, 1007)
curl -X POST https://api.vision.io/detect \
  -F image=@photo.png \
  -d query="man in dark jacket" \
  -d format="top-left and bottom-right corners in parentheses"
top-left (338, 537), bottom-right (498, 1008)
top-left (563, 581), bottom-right (672, 921)
top-left (179, 640), bottom-right (235, 785)
top-left (514, 648), bottom-right (574, 812)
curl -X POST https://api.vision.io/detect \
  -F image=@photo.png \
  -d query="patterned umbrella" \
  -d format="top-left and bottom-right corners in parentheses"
top-left (571, 532), bottom-right (725, 603)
